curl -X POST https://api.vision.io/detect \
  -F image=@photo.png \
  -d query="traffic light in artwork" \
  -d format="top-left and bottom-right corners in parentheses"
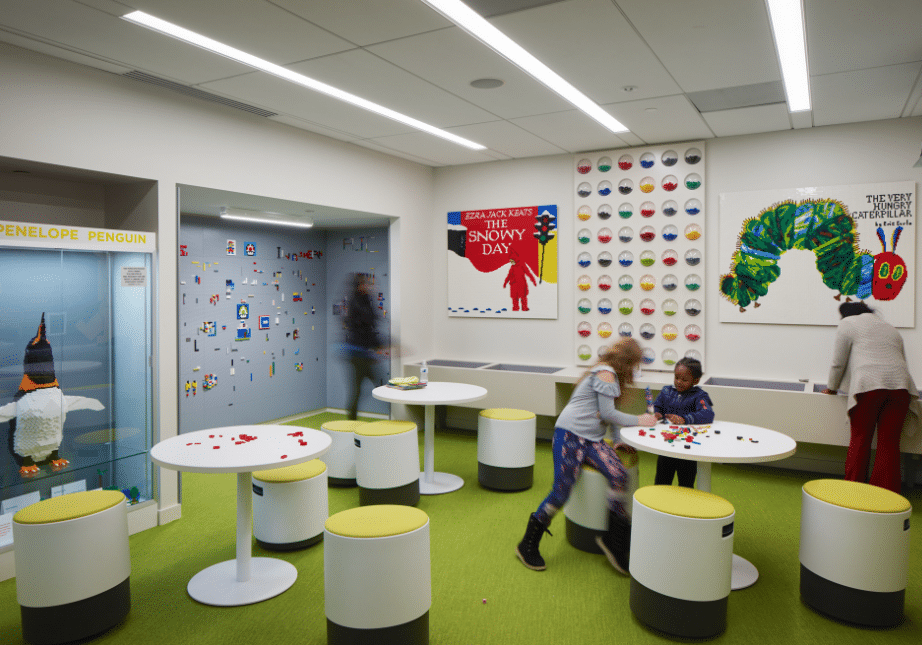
top-left (533, 210), bottom-right (557, 245)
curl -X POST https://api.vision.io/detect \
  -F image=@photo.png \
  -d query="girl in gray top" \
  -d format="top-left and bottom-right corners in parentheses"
top-left (822, 301), bottom-right (918, 492)
top-left (516, 339), bottom-right (656, 573)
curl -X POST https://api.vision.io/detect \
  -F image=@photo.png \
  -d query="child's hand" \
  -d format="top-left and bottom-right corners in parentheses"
top-left (666, 414), bottom-right (685, 424)
top-left (638, 413), bottom-right (657, 427)
top-left (654, 412), bottom-right (663, 420)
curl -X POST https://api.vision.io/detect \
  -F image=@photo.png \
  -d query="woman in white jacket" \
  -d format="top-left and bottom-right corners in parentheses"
top-left (822, 301), bottom-right (918, 492)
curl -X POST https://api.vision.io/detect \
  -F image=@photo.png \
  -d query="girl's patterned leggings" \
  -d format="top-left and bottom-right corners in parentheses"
top-left (535, 427), bottom-right (628, 525)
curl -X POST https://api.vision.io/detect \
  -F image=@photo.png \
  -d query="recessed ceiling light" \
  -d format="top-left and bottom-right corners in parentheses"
top-left (470, 78), bottom-right (504, 89)
top-left (765, 0), bottom-right (811, 112)
top-left (121, 11), bottom-right (486, 150)
top-left (419, 0), bottom-right (629, 134)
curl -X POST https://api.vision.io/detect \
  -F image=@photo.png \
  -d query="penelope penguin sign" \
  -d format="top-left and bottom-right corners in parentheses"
top-left (0, 314), bottom-right (105, 478)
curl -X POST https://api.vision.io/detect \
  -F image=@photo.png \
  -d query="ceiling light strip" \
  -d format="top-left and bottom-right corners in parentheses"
top-left (419, 0), bottom-right (628, 134)
top-left (220, 214), bottom-right (314, 228)
top-left (765, 0), bottom-right (811, 112)
top-left (121, 11), bottom-right (486, 150)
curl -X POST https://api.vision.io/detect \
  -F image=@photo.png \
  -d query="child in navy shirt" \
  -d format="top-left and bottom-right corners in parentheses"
top-left (653, 357), bottom-right (714, 487)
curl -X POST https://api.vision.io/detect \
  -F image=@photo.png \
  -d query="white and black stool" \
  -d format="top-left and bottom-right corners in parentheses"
top-left (324, 505), bottom-right (430, 645)
top-left (477, 408), bottom-right (536, 491)
top-left (13, 490), bottom-right (131, 645)
top-left (800, 479), bottom-right (911, 627)
top-left (252, 458), bottom-right (328, 551)
top-left (629, 485), bottom-right (735, 638)
top-left (320, 420), bottom-right (368, 487)
top-left (355, 420), bottom-right (420, 506)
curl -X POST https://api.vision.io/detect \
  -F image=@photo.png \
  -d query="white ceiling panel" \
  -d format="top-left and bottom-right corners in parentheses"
top-left (616, 0), bottom-right (780, 93)
top-left (200, 71), bottom-right (419, 139)
top-left (270, 0), bottom-right (452, 46)
top-left (440, 120), bottom-right (568, 159)
top-left (286, 48), bottom-right (501, 128)
top-left (492, 0), bottom-right (684, 105)
top-left (508, 110), bottom-right (631, 152)
top-left (0, 0), bottom-right (253, 84)
top-left (606, 95), bottom-right (714, 144)
top-left (702, 103), bottom-right (792, 137)
top-left (806, 0), bottom-right (922, 75)
top-left (368, 27), bottom-right (573, 120)
top-left (117, 0), bottom-right (356, 64)
top-left (267, 114), bottom-right (361, 143)
top-left (812, 63), bottom-right (922, 127)
top-left (362, 131), bottom-right (510, 166)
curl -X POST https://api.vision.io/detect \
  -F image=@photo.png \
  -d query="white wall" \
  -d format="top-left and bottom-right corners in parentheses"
top-left (0, 43), bottom-right (436, 517)
top-left (434, 117), bottom-right (922, 384)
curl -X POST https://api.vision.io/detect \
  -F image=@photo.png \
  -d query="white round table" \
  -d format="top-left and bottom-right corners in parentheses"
top-left (150, 425), bottom-right (331, 606)
top-left (372, 381), bottom-right (487, 495)
top-left (620, 420), bottom-right (796, 590)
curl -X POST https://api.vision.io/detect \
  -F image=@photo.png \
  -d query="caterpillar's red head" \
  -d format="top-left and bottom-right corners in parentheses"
top-left (873, 226), bottom-right (906, 301)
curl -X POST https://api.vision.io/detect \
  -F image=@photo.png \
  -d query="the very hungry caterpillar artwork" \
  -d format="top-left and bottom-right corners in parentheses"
top-left (720, 198), bottom-right (906, 311)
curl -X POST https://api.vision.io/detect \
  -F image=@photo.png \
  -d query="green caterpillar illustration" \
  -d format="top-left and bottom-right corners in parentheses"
top-left (720, 199), bottom-right (906, 311)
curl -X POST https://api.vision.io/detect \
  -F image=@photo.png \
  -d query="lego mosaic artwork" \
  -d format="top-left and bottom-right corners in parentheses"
top-left (574, 145), bottom-right (706, 370)
top-left (718, 181), bottom-right (915, 326)
top-left (447, 205), bottom-right (558, 319)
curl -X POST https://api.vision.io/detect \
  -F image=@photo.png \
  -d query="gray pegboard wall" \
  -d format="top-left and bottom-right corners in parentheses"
top-left (179, 216), bottom-right (327, 433)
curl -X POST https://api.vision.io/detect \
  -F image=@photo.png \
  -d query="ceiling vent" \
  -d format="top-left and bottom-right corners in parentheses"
top-left (122, 71), bottom-right (278, 118)
top-left (687, 81), bottom-right (786, 113)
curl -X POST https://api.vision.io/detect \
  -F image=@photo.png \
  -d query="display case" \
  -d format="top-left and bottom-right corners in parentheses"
top-left (0, 222), bottom-right (155, 529)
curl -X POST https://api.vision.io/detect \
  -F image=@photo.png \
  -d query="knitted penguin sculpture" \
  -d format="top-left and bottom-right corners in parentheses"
top-left (0, 313), bottom-right (104, 477)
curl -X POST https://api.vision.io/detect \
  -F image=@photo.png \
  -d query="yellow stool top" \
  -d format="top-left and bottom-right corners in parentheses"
top-left (321, 420), bottom-right (369, 433)
top-left (74, 427), bottom-right (142, 445)
top-left (480, 408), bottom-right (535, 421)
top-left (803, 479), bottom-right (911, 513)
top-left (325, 505), bottom-right (429, 538)
top-left (254, 459), bottom-right (327, 483)
top-left (635, 485), bottom-right (734, 519)
top-left (13, 490), bottom-right (126, 525)
top-left (355, 420), bottom-right (416, 437)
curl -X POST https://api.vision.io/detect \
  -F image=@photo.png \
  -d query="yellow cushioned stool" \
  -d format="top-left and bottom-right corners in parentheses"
top-left (800, 479), bottom-right (911, 627)
top-left (355, 421), bottom-right (420, 507)
top-left (320, 420), bottom-right (368, 487)
top-left (630, 486), bottom-right (735, 638)
top-left (324, 505), bottom-right (430, 645)
top-left (252, 459), bottom-right (328, 551)
top-left (563, 442), bottom-right (639, 553)
top-left (13, 490), bottom-right (131, 645)
top-left (478, 408), bottom-right (537, 490)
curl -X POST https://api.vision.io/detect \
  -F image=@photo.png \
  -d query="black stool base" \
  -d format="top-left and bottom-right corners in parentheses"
top-left (328, 476), bottom-right (357, 488)
top-left (256, 532), bottom-right (323, 551)
top-left (565, 516), bottom-right (605, 554)
top-left (478, 463), bottom-right (533, 491)
top-left (630, 577), bottom-right (727, 639)
top-left (327, 611), bottom-right (428, 645)
top-left (801, 564), bottom-right (904, 627)
top-left (21, 577), bottom-right (130, 645)
top-left (359, 479), bottom-right (420, 507)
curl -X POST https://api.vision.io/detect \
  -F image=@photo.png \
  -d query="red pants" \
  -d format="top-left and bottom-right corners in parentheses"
top-left (846, 389), bottom-right (910, 493)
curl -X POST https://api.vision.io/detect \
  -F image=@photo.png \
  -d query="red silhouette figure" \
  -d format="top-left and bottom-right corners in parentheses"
top-left (503, 249), bottom-right (538, 311)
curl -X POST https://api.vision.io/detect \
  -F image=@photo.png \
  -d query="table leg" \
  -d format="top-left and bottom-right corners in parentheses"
top-left (185, 471), bottom-right (298, 606)
top-left (419, 403), bottom-right (464, 495)
top-left (695, 461), bottom-right (760, 590)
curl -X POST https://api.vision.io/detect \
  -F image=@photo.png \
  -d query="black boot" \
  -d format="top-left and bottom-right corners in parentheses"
top-left (596, 511), bottom-right (630, 575)
top-left (515, 513), bottom-right (552, 571)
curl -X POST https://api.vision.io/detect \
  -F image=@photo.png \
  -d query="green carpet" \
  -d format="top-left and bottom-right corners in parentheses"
top-left (2, 413), bottom-right (920, 644)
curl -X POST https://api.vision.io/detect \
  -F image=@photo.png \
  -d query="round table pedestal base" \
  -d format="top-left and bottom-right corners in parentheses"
top-left (731, 554), bottom-right (759, 590)
top-left (187, 557), bottom-right (297, 606)
top-left (420, 472), bottom-right (464, 495)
